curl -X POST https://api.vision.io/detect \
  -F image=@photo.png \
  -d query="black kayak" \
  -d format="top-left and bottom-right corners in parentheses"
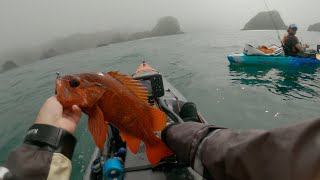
top-left (84, 62), bottom-right (207, 180)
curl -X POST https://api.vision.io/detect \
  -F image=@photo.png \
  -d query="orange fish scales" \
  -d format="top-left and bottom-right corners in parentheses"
top-left (55, 71), bottom-right (173, 166)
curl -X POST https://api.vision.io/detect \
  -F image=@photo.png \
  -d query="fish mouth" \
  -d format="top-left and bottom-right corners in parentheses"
top-left (55, 79), bottom-right (60, 94)
top-left (55, 79), bottom-right (59, 95)
top-left (55, 78), bottom-right (84, 107)
top-left (55, 78), bottom-right (74, 107)
top-left (55, 79), bottom-right (65, 100)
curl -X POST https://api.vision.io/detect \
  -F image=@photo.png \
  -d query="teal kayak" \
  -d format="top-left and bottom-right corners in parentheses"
top-left (227, 53), bottom-right (320, 66)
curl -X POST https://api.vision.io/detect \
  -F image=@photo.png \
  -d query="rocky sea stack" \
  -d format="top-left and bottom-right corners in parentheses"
top-left (151, 16), bottom-right (183, 36)
top-left (242, 10), bottom-right (287, 30)
top-left (1, 61), bottom-right (18, 73)
top-left (127, 16), bottom-right (183, 41)
top-left (308, 23), bottom-right (320, 32)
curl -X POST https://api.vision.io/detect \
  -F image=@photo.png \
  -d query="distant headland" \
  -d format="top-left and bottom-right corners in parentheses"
top-left (1, 61), bottom-right (18, 73)
top-left (1, 16), bottom-right (183, 73)
top-left (98, 16), bottom-right (183, 47)
top-left (308, 23), bottom-right (320, 32)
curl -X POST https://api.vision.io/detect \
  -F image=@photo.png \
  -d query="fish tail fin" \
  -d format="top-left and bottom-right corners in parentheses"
top-left (150, 107), bottom-right (167, 131)
top-left (145, 139), bottom-right (174, 166)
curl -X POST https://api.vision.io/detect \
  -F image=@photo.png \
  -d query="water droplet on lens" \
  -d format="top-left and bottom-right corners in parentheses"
top-left (78, 155), bottom-right (83, 159)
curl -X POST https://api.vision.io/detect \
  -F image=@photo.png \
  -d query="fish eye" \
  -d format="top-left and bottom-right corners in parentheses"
top-left (69, 79), bottom-right (80, 88)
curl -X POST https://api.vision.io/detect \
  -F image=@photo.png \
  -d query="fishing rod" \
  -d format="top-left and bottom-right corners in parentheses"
top-left (263, 0), bottom-right (283, 46)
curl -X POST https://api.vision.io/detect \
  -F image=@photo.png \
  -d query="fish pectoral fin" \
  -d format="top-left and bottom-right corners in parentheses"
top-left (150, 107), bottom-right (167, 131)
top-left (107, 71), bottom-right (149, 104)
top-left (85, 105), bottom-right (108, 150)
top-left (119, 131), bottom-right (141, 154)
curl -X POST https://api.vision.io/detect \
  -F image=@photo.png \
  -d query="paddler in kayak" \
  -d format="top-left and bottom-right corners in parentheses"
top-left (3, 96), bottom-right (320, 180)
top-left (282, 24), bottom-right (309, 56)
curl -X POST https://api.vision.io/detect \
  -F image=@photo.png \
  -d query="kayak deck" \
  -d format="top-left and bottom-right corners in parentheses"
top-left (84, 63), bottom-right (206, 180)
top-left (228, 53), bottom-right (320, 66)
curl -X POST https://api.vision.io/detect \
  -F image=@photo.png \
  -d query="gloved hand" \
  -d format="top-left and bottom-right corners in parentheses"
top-left (161, 123), bottom-right (178, 146)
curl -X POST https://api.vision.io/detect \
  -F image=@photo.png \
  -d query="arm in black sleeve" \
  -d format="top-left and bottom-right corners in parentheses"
top-left (4, 124), bottom-right (77, 180)
top-left (163, 119), bottom-right (320, 180)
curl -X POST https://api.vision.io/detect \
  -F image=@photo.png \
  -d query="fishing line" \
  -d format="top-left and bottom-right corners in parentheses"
top-left (263, 0), bottom-right (283, 45)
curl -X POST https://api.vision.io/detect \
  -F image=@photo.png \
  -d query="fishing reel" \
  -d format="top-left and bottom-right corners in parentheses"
top-left (103, 147), bottom-right (126, 180)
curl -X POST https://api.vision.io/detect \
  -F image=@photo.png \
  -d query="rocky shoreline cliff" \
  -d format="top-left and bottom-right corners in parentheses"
top-left (1, 16), bottom-right (183, 73)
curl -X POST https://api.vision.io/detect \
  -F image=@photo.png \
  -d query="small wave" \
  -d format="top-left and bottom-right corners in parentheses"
top-left (229, 65), bottom-right (320, 101)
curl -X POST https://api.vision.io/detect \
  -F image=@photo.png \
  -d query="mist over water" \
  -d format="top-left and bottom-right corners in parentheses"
top-left (0, 0), bottom-right (319, 52)
top-left (0, 0), bottom-right (320, 179)
top-left (0, 30), bottom-right (320, 179)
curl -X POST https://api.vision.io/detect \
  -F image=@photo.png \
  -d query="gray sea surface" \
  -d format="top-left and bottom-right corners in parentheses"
top-left (0, 30), bottom-right (320, 179)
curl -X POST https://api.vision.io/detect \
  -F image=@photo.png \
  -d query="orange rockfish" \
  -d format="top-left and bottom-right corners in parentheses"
top-left (55, 72), bottom-right (173, 166)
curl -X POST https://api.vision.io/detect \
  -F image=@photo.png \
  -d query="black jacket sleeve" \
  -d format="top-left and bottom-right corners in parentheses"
top-left (4, 124), bottom-right (76, 180)
top-left (163, 119), bottom-right (320, 180)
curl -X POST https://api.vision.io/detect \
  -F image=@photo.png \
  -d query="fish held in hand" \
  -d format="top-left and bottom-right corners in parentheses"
top-left (55, 72), bottom-right (173, 166)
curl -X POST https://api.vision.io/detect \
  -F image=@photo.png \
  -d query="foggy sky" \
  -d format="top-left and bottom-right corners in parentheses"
top-left (0, 0), bottom-right (319, 52)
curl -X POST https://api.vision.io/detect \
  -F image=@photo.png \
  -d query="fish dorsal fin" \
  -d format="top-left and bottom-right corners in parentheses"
top-left (107, 71), bottom-right (149, 104)
top-left (119, 131), bottom-right (141, 154)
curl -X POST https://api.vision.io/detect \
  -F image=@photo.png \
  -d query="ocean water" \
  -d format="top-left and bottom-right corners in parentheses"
top-left (0, 30), bottom-right (320, 179)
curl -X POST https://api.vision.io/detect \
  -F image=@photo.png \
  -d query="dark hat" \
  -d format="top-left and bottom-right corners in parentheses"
top-left (289, 24), bottom-right (298, 30)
